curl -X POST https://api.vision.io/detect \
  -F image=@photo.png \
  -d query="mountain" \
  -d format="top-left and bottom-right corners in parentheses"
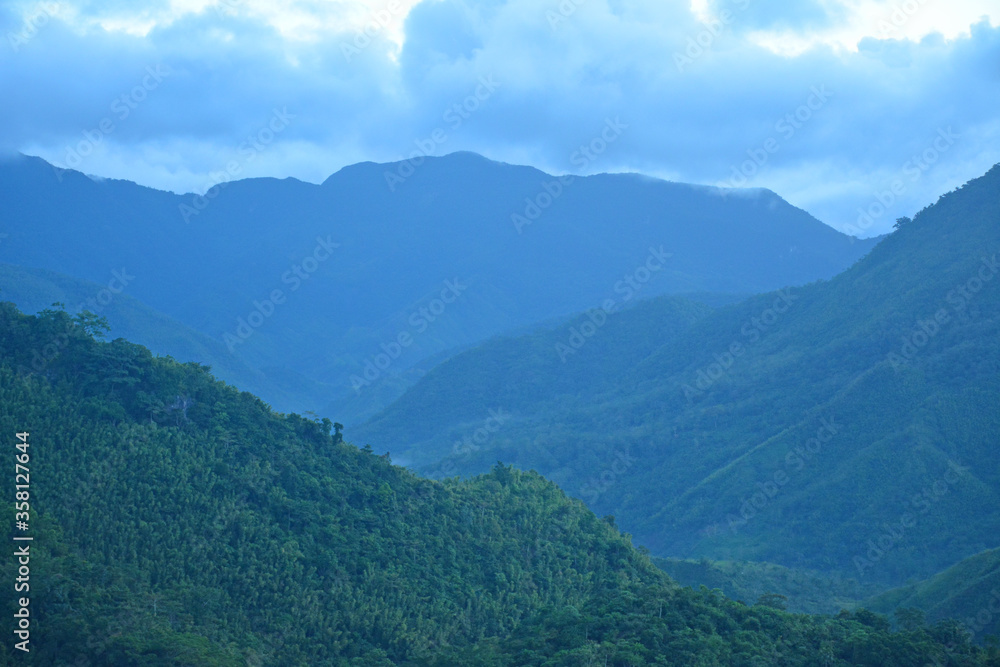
top-left (4, 304), bottom-right (991, 665)
top-left (358, 294), bottom-right (715, 471)
top-left (0, 152), bottom-right (880, 424)
top-left (0, 262), bottom-right (333, 411)
top-left (652, 557), bottom-right (878, 617)
top-left (353, 164), bottom-right (1000, 588)
top-left (865, 548), bottom-right (1000, 641)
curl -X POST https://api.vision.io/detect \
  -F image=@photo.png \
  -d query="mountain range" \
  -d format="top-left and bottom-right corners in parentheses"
top-left (0, 302), bottom-right (992, 665)
top-left (0, 152), bottom-right (880, 424)
top-left (355, 163), bottom-right (1000, 593)
top-left (3, 152), bottom-right (997, 657)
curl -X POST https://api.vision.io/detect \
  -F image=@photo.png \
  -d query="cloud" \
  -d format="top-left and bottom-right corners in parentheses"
top-left (403, 0), bottom-right (482, 64)
top-left (2, 0), bottom-right (998, 236)
top-left (705, 0), bottom-right (846, 32)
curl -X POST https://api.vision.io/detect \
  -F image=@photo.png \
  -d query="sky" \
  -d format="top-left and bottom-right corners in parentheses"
top-left (2, 0), bottom-right (999, 236)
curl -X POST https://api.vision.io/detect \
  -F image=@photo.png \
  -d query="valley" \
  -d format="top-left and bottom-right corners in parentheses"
top-left (1, 155), bottom-right (997, 664)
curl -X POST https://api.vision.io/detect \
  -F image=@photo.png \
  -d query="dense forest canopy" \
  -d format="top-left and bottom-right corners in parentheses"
top-left (0, 303), bottom-right (997, 664)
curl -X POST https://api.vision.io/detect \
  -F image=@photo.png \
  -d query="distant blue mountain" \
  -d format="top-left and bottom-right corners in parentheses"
top-left (0, 151), bottom-right (880, 421)
top-left (355, 163), bottom-right (1000, 587)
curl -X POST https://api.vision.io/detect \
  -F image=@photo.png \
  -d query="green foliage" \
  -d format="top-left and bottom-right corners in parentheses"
top-left (896, 608), bottom-right (926, 632)
top-left (0, 262), bottom-right (331, 416)
top-left (652, 557), bottom-right (878, 615)
top-left (357, 163), bottom-right (1000, 588)
top-left (0, 304), bottom-right (993, 664)
top-left (756, 593), bottom-right (789, 611)
top-left (867, 547), bottom-right (1000, 642)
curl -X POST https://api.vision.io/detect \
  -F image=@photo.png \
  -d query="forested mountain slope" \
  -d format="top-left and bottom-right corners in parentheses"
top-left (652, 557), bottom-right (878, 617)
top-left (356, 164), bottom-right (1000, 587)
top-left (0, 304), bottom-right (992, 665)
top-left (0, 262), bottom-right (329, 410)
top-left (865, 548), bottom-right (1000, 642)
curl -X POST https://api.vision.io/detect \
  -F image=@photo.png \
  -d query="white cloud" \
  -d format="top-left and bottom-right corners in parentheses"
top-left (701, 0), bottom-right (999, 54)
top-left (3, 0), bottom-right (999, 236)
top-left (32, 0), bottom-right (423, 43)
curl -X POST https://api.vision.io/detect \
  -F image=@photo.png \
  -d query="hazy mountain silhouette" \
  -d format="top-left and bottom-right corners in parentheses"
top-left (0, 151), bottom-right (880, 422)
top-left (355, 163), bottom-right (1000, 587)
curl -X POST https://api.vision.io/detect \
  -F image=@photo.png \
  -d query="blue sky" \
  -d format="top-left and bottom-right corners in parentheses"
top-left (2, 0), bottom-right (998, 236)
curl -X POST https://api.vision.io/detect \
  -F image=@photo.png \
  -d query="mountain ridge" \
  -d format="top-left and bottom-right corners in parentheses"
top-left (353, 162), bottom-right (1000, 587)
top-left (2, 302), bottom-right (989, 664)
top-left (2, 150), bottom-right (882, 426)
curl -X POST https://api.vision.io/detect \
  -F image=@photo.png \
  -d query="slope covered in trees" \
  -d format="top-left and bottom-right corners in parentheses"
top-left (0, 304), bottom-right (994, 665)
top-left (865, 548), bottom-right (1000, 642)
top-left (355, 164), bottom-right (1000, 589)
top-left (652, 557), bottom-right (878, 617)
top-left (0, 262), bottom-right (330, 410)
top-left (361, 295), bottom-right (715, 473)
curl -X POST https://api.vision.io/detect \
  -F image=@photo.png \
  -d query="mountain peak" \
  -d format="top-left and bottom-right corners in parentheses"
top-left (322, 150), bottom-right (523, 187)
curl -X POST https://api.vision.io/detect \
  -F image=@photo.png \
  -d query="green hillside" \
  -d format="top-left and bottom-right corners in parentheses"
top-left (653, 558), bottom-right (879, 617)
top-left (360, 295), bottom-right (715, 472)
top-left (0, 262), bottom-right (335, 412)
top-left (354, 164), bottom-right (1000, 587)
top-left (866, 548), bottom-right (1000, 642)
top-left (1, 304), bottom-right (995, 665)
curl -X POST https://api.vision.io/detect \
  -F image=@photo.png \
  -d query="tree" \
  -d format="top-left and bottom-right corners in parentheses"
top-left (853, 608), bottom-right (891, 632)
top-left (895, 607), bottom-right (926, 632)
top-left (755, 593), bottom-right (788, 611)
top-left (73, 310), bottom-right (111, 340)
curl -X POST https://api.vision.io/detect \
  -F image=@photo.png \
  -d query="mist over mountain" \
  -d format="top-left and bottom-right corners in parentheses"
top-left (6, 0), bottom-right (1000, 661)
top-left (355, 163), bottom-right (1000, 590)
top-left (0, 151), bottom-right (879, 424)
